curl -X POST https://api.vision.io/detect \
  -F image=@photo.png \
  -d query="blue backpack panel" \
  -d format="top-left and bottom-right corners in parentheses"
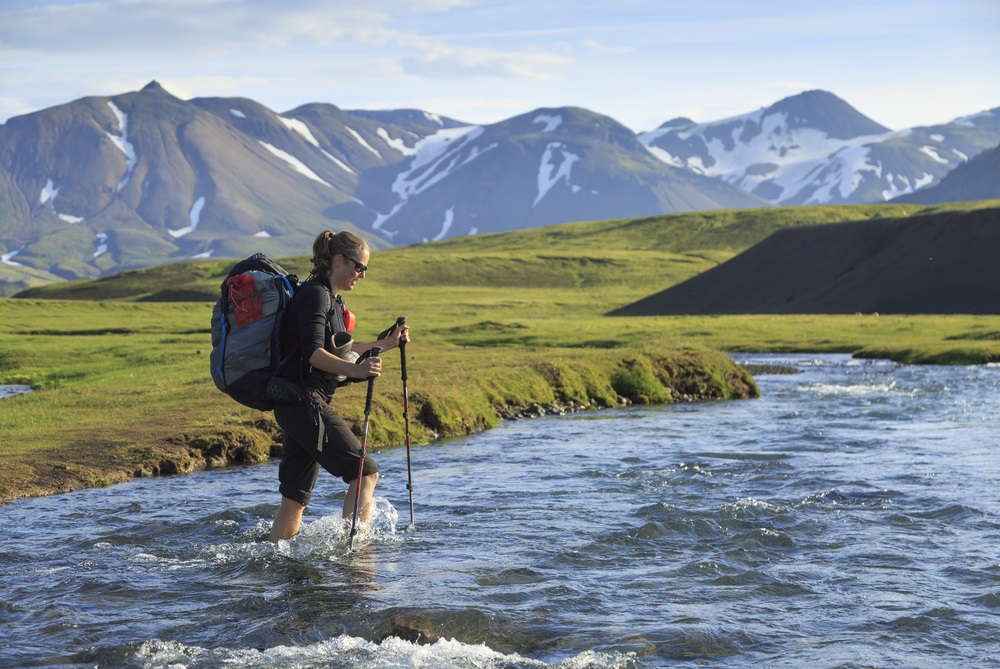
top-left (210, 254), bottom-right (298, 410)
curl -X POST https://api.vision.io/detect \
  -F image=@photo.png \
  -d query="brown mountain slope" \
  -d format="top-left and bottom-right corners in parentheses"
top-left (610, 207), bottom-right (1000, 315)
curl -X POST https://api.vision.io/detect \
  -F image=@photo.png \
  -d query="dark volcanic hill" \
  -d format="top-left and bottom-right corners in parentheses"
top-left (610, 207), bottom-right (1000, 315)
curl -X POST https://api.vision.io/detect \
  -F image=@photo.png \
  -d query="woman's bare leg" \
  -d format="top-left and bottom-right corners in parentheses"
top-left (270, 496), bottom-right (305, 542)
top-left (342, 472), bottom-right (380, 521)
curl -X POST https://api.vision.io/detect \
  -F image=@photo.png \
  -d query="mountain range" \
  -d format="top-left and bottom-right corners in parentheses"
top-left (639, 90), bottom-right (1000, 206)
top-left (0, 83), bottom-right (998, 296)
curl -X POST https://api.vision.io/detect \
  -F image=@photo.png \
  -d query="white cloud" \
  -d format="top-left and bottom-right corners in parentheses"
top-left (581, 39), bottom-right (634, 54)
top-left (367, 27), bottom-right (573, 80)
top-left (0, 0), bottom-right (996, 133)
top-left (0, 1), bottom-right (470, 55)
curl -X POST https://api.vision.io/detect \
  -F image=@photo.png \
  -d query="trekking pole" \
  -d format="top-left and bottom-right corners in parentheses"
top-left (349, 346), bottom-right (382, 551)
top-left (396, 316), bottom-right (415, 531)
top-left (378, 316), bottom-right (414, 530)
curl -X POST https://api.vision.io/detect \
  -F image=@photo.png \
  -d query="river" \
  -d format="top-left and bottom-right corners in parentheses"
top-left (1, 354), bottom-right (998, 668)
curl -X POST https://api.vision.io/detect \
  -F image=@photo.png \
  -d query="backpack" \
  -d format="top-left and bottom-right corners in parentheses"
top-left (210, 253), bottom-right (299, 410)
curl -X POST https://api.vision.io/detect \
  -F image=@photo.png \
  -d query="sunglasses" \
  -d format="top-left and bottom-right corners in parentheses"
top-left (341, 254), bottom-right (368, 273)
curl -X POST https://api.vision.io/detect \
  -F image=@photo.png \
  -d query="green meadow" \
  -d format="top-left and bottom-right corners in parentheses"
top-left (2, 201), bottom-right (999, 501)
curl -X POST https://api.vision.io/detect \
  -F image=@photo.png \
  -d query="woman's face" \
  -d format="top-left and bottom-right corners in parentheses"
top-left (329, 248), bottom-right (370, 293)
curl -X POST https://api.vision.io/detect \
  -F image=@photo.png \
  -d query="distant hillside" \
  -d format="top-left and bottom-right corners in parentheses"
top-left (611, 207), bottom-right (1000, 315)
top-left (894, 143), bottom-right (1000, 204)
top-left (15, 201), bottom-right (991, 303)
top-left (640, 90), bottom-right (1000, 207)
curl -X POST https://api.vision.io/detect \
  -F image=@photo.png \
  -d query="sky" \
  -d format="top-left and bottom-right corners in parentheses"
top-left (1, 0), bottom-right (998, 133)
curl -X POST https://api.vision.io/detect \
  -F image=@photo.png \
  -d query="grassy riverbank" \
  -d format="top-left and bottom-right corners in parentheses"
top-left (3, 201), bottom-right (999, 503)
top-left (0, 299), bottom-right (759, 502)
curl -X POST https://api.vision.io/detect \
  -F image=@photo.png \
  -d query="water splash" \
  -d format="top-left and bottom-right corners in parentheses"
top-left (276, 497), bottom-right (400, 561)
top-left (132, 635), bottom-right (637, 669)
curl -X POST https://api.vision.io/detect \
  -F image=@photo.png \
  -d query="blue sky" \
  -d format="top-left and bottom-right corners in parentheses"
top-left (1, 0), bottom-right (997, 132)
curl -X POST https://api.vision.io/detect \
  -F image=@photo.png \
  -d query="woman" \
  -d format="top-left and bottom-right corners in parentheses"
top-left (269, 230), bottom-right (409, 542)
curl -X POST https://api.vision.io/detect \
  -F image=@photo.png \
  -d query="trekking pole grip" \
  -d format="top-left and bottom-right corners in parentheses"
top-left (396, 316), bottom-right (407, 381)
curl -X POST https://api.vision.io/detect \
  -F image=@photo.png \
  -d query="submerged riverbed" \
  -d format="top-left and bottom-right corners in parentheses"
top-left (1, 354), bottom-right (998, 668)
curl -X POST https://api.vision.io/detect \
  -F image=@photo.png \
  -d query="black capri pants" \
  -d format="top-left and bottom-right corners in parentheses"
top-left (273, 391), bottom-right (379, 506)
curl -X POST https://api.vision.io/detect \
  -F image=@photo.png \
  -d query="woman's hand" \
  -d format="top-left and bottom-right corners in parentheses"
top-left (358, 355), bottom-right (382, 378)
top-left (380, 324), bottom-right (410, 350)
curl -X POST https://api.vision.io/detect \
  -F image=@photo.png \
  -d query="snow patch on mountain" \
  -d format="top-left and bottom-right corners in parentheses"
top-left (254, 230), bottom-right (271, 238)
top-left (230, 109), bottom-right (246, 119)
top-left (640, 108), bottom-right (922, 204)
top-left (169, 196), bottom-right (206, 238)
top-left (377, 128), bottom-right (416, 156)
top-left (38, 178), bottom-right (85, 222)
top-left (1, 244), bottom-right (25, 266)
top-left (373, 125), bottom-right (491, 237)
top-left (106, 101), bottom-right (137, 193)
top-left (93, 233), bottom-right (108, 259)
top-left (424, 112), bottom-right (444, 126)
top-left (321, 149), bottom-right (356, 175)
top-left (644, 144), bottom-right (684, 167)
top-left (189, 197), bottom-right (206, 229)
top-left (533, 114), bottom-right (563, 132)
top-left (191, 249), bottom-right (214, 259)
top-left (40, 178), bottom-right (59, 204)
top-left (920, 146), bottom-right (951, 165)
top-left (952, 148), bottom-right (969, 161)
top-left (805, 145), bottom-right (877, 203)
top-left (346, 127), bottom-right (381, 158)
top-left (426, 206), bottom-right (455, 243)
top-left (393, 126), bottom-right (486, 199)
top-left (258, 141), bottom-right (332, 187)
top-left (279, 116), bottom-right (321, 147)
top-left (534, 142), bottom-right (580, 206)
top-left (880, 171), bottom-right (933, 200)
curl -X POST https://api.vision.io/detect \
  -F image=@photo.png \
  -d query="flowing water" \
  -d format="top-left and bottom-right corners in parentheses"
top-left (0, 384), bottom-right (30, 400)
top-left (1, 354), bottom-right (998, 668)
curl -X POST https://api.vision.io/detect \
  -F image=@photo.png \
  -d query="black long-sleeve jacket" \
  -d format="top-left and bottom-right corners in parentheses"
top-left (277, 277), bottom-right (348, 398)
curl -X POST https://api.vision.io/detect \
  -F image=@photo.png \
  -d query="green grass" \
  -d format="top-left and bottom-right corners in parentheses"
top-left (3, 200), bottom-right (999, 500)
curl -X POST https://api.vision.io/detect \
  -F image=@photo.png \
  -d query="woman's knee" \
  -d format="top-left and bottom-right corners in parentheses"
top-left (355, 471), bottom-right (379, 493)
top-left (281, 496), bottom-right (306, 511)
